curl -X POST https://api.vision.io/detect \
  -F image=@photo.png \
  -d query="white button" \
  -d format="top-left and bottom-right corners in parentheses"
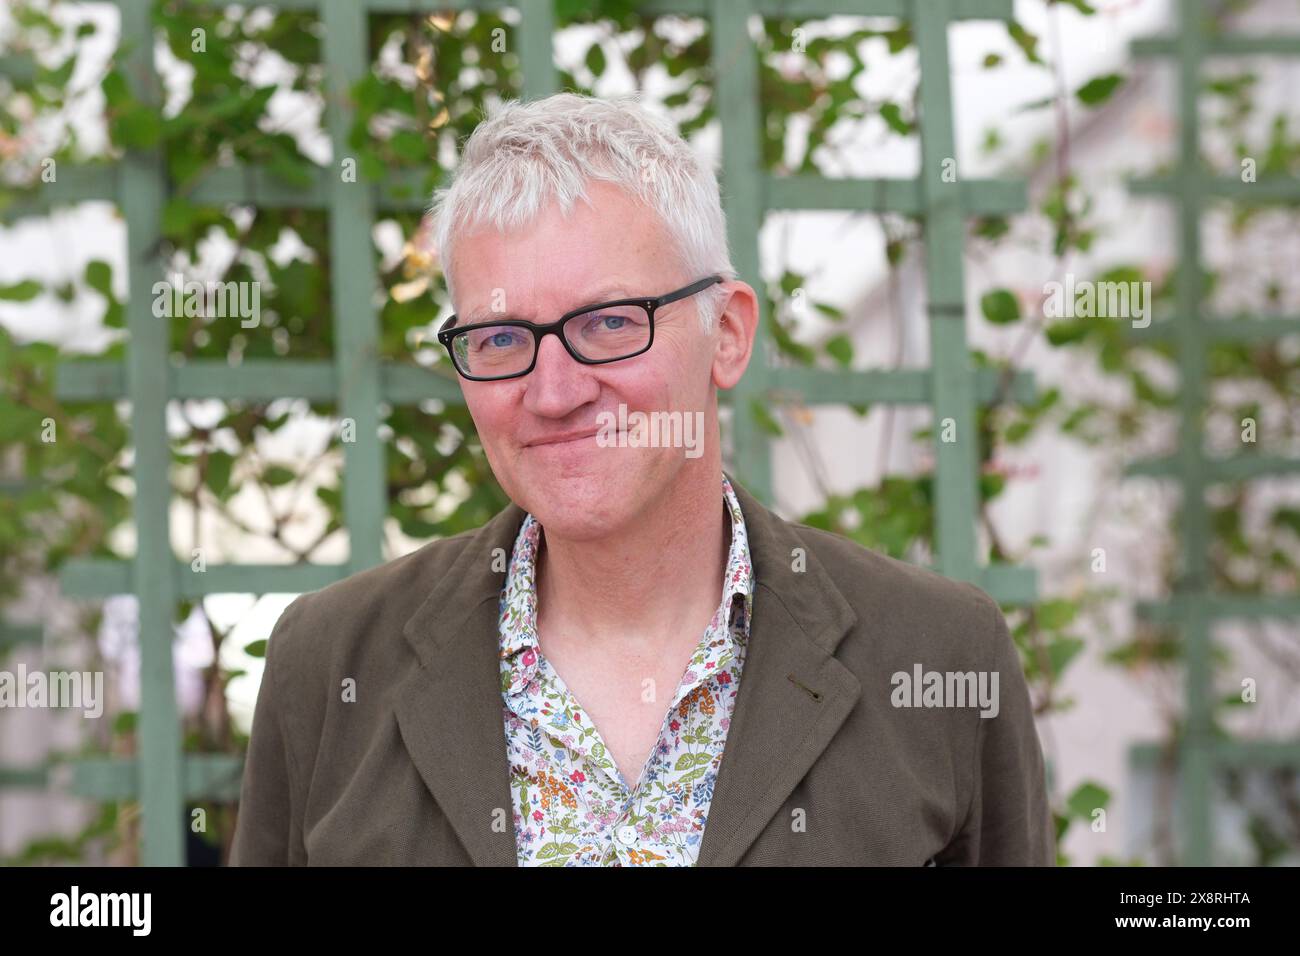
top-left (617, 825), bottom-right (637, 846)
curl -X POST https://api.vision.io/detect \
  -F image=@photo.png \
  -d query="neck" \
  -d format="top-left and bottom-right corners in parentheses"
top-left (535, 460), bottom-right (729, 651)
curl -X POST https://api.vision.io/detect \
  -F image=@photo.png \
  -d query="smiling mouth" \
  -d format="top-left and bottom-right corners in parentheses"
top-left (527, 431), bottom-right (599, 448)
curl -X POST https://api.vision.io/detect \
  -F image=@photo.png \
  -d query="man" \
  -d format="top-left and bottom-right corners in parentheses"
top-left (231, 92), bottom-right (1054, 866)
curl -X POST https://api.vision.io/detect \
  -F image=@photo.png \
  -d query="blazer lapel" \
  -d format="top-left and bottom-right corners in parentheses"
top-left (696, 476), bottom-right (861, 866)
top-left (396, 500), bottom-right (527, 867)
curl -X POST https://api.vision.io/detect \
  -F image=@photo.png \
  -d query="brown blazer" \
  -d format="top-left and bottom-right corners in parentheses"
top-left (230, 473), bottom-right (1055, 866)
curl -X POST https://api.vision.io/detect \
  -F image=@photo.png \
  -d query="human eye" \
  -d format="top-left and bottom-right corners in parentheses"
top-left (467, 326), bottom-right (529, 351)
top-left (580, 307), bottom-right (646, 334)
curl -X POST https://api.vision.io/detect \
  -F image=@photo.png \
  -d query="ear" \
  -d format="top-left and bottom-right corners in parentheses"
top-left (710, 281), bottom-right (759, 391)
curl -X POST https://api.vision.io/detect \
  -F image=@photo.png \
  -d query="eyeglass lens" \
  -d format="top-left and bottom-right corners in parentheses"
top-left (451, 304), bottom-right (651, 378)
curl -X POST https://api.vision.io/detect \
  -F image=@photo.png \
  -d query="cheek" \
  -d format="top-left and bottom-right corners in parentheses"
top-left (615, 368), bottom-right (688, 413)
top-left (464, 388), bottom-right (516, 442)
top-left (650, 330), bottom-right (712, 390)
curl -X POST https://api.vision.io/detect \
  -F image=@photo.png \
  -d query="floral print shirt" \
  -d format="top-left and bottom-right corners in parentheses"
top-left (498, 475), bottom-right (755, 866)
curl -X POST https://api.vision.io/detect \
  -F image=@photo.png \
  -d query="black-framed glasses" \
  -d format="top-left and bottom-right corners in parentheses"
top-left (436, 275), bottom-right (724, 382)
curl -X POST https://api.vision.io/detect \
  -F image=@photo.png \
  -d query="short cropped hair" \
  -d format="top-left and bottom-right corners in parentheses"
top-left (430, 92), bottom-right (735, 332)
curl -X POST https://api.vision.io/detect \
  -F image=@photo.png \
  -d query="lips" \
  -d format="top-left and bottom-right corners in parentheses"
top-left (525, 430), bottom-right (599, 447)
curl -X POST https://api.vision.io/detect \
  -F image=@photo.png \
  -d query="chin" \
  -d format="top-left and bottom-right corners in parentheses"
top-left (510, 459), bottom-right (640, 539)
top-left (525, 495), bottom-right (630, 541)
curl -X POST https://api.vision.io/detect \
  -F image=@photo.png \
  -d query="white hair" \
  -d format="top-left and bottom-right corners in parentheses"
top-left (429, 92), bottom-right (735, 332)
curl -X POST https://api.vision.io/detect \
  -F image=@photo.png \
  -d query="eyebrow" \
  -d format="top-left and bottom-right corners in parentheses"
top-left (458, 286), bottom-right (634, 325)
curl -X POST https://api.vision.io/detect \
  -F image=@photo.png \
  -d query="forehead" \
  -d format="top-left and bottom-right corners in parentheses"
top-left (449, 182), bottom-right (678, 320)
top-left (459, 285), bottom-right (642, 324)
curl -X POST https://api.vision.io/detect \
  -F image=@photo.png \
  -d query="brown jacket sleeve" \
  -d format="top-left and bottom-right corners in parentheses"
top-left (230, 595), bottom-right (308, 866)
top-left (938, 589), bottom-right (1056, 866)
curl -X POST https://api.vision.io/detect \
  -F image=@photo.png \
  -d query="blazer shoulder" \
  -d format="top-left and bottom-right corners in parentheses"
top-left (798, 519), bottom-right (993, 604)
top-left (265, 524), bottom-right (484, 664)
top-left (783, 519), bottom-right (1005, 656)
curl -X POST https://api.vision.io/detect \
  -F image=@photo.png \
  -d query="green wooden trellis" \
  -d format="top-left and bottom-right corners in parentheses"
top-left (0, 481), bottom-right (44, 664)
top-left (1123, 0), bottom-right (1300, 866)
top-left (1, 0), bottom-right (1038, 865)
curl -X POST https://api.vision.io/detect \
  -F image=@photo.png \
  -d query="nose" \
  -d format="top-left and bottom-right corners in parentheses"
top-left (521, 330), bottom-right (598, 418)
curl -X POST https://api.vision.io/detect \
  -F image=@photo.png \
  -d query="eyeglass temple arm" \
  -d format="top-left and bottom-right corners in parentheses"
top-left (440, 274), bottom-right (724, 339)
top-left (655, 274), bottom-right (724, 308)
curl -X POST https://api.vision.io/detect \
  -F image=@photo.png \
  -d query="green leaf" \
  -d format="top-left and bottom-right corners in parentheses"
top-left (389, 129), bottom-right (428, 165)
top-left (205, 450), bottom-right (235, 496)
top-left (1060, 404), bottom-right (1098, 435)
top-left (101, 70), bottom-right (130, 109)
top-left (813, 301), bottom-right (845, 322)
top-left (824, 334), bottom-right (853, 368)
top-left (262, 465), bottom-right (296, 486)
top-left (114, 107), bottom-right (162, 149)
top-left (778, 269), bottom-right (803, 297)
top-left (168, 148), bottom-right (209, 187)
top-left (884, 25), bottom-right (912, 53)
top-left (1066, 781), bottom-right (1110, 820)
top-left (1016, 95), bottom-right (1055, 113)
top-left (980, 472), bottom-right (1006, 502)
top-left (1005, 420), bottom-right (1033, 443)
top-left (749, 399), bottom-right (783, 438)
top-left (879, 102), bottom-right (913, 136)
top-left (0, 280), bottom-right (42, 302)
top-left (353, 74), bottom-right (386, 115)
top-left (243, 639), bottom-right (267, 658)
top-left (266, 151), bottom-right (315, 188)
top-left (1046, 635), bottom-right (1085, 676)
top-left (972, 216), bottom-right (1009, 240)
top-left (84, 260), bottom-right (113, 298)
top-left (112, 711), bottom-right (138, 735)
top-left (1037, 598), bottom-right (1079, 630)
top-left (766, 316), bottom-right (815, 364)
top-left (1045, 319), bottom-right (1090, 346)
top-left (1076, 73), bottom-right (1123, 107)
top-left (358, 150), bottom-right (386, 182)
top-left (162, 197), bottom-right (199, 236)
top-left (1007, 22), bottom-right (1043, 65)
top-left (980, 288), bottom-right (1020, 324)
top-left (585, 42), bottom-right (606, 76)
top-left (41, 55), bottom-right (76, 90)
top-left (1056, 0), bottom-right (1097, 14)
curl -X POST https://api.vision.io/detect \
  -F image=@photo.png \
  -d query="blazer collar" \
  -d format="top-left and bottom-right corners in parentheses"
top-left (396, 472), bottom-right (861, 866)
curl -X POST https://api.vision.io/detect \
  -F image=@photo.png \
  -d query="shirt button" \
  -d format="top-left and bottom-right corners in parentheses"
top-left (617, 826), bottom-right (637, 846)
